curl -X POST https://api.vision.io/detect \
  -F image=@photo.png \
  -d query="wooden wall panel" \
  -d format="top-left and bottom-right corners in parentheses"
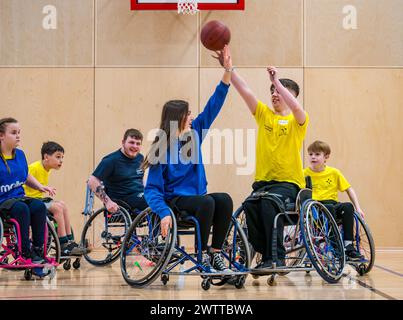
top-left (97, 0), bottom-right (198, 66)
top-left (305, 68), bottom-right (403, 247)
top-left (306, 0), bottom-right (403, 66)
top-left (0, 0), bottom-right (93, 66)
top-left (201, 0), bottom-right (303, 67)
top-left (94, 68), bottom-right (199, 163)
top-left (0, 68), bottom-right (94, 233)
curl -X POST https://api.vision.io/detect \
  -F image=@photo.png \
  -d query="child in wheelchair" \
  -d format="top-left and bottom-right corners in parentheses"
top-left (0, 117), bottom-right (56, 273)
top-left (23, 141), bottom-right (86, 256)
top-left (304, 140), bottom-right (364, 261)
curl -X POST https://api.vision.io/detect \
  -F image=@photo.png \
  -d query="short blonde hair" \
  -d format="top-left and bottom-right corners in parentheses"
top-left (307, 140), bottom-right (331, 156)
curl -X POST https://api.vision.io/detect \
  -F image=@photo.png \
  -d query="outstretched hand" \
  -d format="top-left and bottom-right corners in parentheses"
top-left (267, 66), bottom-right (278, 83)
top-left (42, 186), bottom-right (56, 197)
top-left (212, 45), bottom-right (232, 70)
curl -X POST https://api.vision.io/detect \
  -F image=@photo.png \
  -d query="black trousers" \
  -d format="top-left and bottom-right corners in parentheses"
top-left (123, 193), bottom-right (148, 212)
top-left (172, 193), bottom-right (233, 251)
top-left (321, 200), bottom-right (355, 241)
top-left (0, 198), bottom-right (47, 254)
top-left (243, 181), bottom-right (299, 262)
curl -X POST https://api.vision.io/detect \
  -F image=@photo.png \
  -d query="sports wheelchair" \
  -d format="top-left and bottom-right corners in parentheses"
top-left (235, 182), bottom-right (346, 286)
top-left (0, 206), bottom-right (59, 280)
top-left (120, 206), bottom-right (251, 291)
top-left (80, 186), bottom-right (133, 266)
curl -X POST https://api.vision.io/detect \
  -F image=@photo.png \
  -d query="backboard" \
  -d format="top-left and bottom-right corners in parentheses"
top-left (131, 0), bottom-right (245, 11)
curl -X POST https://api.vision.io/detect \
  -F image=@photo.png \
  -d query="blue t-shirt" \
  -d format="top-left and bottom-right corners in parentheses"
top-left (145, 81), bottom-right (230, 219)
top-left (0, 148), bottom-right (28, 204)
top-left (92, 150), bottom-right (144, 200)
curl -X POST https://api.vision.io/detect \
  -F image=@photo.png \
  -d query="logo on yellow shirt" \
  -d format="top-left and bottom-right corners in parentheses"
top-left (279, 127), bottom-right (288, 137)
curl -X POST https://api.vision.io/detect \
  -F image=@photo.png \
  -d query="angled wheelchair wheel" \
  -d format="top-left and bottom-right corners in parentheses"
top-left (46, 219), bottom-right (61, 263)
top-left (300, 201), bottom-right (345, 283)
top-left (120, 208), bottom-right (176, 288)
top-left (81, 206), bottom-right (132, 266)
top-left (227, 216), bottom-right (252, 271)
top-left (352, 213), bottom-right (375, 275)
top-left (211, 216), bottom-right (251, 287)
top-left (281, 223), bottom-right (306, 275)
top-left (233, 206), bottom-right (256, 264)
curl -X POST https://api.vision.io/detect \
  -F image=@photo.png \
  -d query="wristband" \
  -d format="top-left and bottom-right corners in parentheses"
top-left (225, 66), bottom-right (235, 72)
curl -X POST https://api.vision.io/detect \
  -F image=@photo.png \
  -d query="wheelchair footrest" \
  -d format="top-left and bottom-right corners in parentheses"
top-left (250, 266), bottom-right (314, 275)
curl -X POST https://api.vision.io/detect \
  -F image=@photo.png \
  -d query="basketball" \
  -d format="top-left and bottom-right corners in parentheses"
top-left (200, 20), bottom-right (231, 51)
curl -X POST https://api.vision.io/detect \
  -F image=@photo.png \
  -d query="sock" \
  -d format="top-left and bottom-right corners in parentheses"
top-left (67, 234), bottom-right (74, 241)
top-left (59, 236), bottom-right (69, 245)
top-left (344, 240), bottom-right (352, 247)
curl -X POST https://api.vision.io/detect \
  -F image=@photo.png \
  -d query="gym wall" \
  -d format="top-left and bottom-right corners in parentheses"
top-left (1, 0), bottom-right (402, 247)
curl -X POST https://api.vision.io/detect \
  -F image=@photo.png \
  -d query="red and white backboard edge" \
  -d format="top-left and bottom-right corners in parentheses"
top-left (131, 0), bottom-right (245, 10)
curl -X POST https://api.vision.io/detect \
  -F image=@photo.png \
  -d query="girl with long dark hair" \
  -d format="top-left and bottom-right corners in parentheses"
top-left (144, 45), bottom-right (234, 273)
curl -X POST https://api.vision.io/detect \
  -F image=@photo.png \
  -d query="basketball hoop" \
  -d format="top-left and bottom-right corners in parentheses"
top-left (177, 0), bottom-right (199, 15)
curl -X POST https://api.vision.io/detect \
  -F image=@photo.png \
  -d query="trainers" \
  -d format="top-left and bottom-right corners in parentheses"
top-left (254, 259), bottom-right (273, 270)
top-left (200, 252), bottom-right (216, 273)
top-left (211, 252), bottom-right (233, 273)
top-left (61, 241), bottom-right (87, 256)
top-left (251, 259), bottom-right (273, 274)
top-left (30, 247), bottom-right (46, 264)
top-left (345, 244), bottom-right (364, 261)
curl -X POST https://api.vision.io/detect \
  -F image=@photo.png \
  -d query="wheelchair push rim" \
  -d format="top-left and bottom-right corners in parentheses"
top-left (301, 201), bottom-right (345, 283)
top-left (81, 206), bottom-right (132, 266)
top-left (120, 208), bottom-right (176, 288)
top-left (352, 213), bottom-right (375, 275)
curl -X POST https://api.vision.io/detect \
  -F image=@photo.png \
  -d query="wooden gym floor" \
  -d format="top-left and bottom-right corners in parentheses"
top-left (0, 249), bottom-right (402, 300)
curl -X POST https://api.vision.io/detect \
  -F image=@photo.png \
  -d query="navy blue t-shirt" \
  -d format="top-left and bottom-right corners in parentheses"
top-left (92, 150), bottom-right (144, 200)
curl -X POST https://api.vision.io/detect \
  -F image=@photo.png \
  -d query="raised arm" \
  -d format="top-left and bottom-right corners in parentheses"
top-left (230, 71), bottom-right (259, 115)
top-left (212, 47), bottom-right (258, 115)
top-left (268, 66), bottom-right (306, 125)
top-left (221, 45), bottom-right (232, 85)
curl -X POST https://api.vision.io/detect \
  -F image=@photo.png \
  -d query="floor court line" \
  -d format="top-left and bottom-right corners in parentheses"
top-left (342, 273), bottom-right (397, 301)
top-left (374, 264), bottom-right (403, 278)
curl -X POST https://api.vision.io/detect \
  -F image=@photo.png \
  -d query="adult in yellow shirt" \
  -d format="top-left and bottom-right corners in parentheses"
top-left (304, 140), bottom-right (364, 261)
top-left (24, 141), bottom-right (86, 256)
top-left (230, 65), bottom-right (309, 270)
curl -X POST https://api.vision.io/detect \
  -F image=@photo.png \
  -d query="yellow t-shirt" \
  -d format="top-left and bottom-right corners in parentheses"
top-left (23, 160), bottom-right (50, 198)
top-left (303, 166), bottom-right (351, 201)
top-left (254, 100), bottom-right (309, 189)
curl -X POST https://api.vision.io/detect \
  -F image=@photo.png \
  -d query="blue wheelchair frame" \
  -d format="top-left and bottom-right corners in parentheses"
top-left (120, 207), bottom-right (250, 290)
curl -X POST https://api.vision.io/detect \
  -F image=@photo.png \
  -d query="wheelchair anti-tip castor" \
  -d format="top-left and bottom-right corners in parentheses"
top-left (235, 276), bottom-right (245, 289)
top-left (73, 259), bottom-right (80, 269)
top-left (267, 275), bottom-right (276, 286)
top-left (357, 264), bottom-right (366, 276)
top-left (24, 269), bottom-right (32, 281)
top-left (161, 274), bottom-right (169, 285)
top-left (201, 278), bottom-right (211, 291)
top-left (63, 260), bottom-right (71, 270)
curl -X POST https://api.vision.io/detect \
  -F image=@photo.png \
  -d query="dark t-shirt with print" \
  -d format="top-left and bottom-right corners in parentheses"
top-left (92, 149), bottom-right (144, 200)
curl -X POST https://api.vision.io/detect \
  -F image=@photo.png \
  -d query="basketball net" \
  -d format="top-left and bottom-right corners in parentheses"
top-left (177, 0), bottom-right (199, 15)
